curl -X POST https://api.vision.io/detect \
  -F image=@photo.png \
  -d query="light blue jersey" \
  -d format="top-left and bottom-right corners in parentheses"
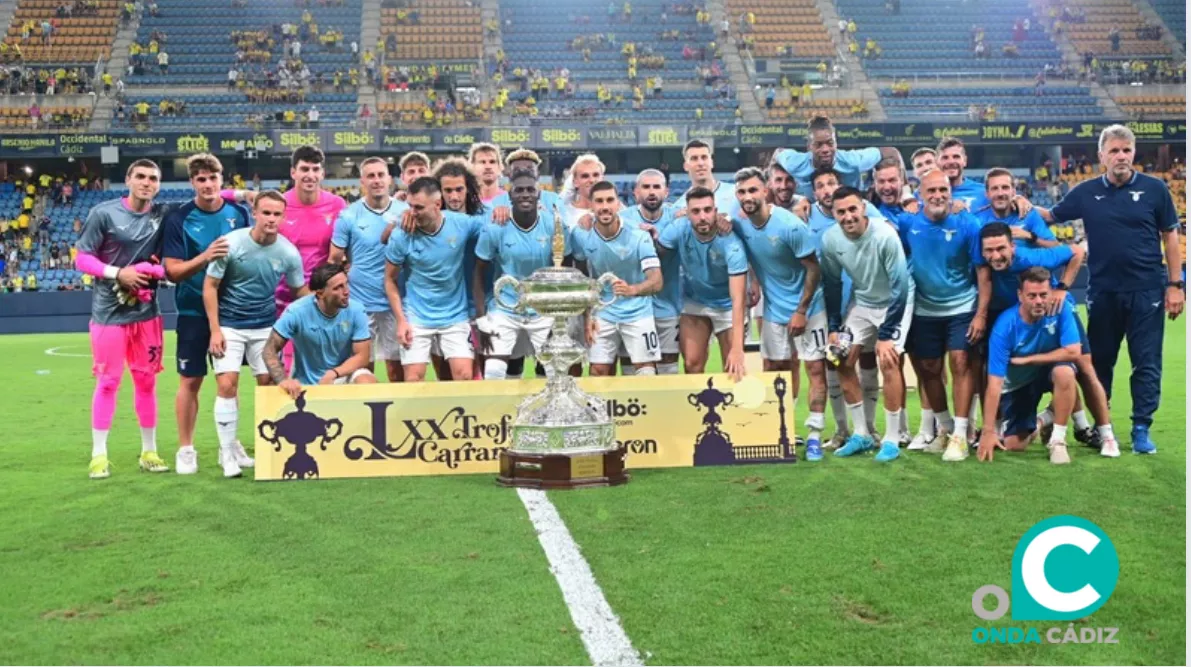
top-left (974, 206), bottom-right (1056, 248)
top-left (657, 218), bottom-right (749, 310)
top-left (331, 198), bottom-right (409, 313)
top-left (675, 181), bottom-right (739, 217)
top-left (207, 228), bottom-right (305, 329)
top-left (807, 200), bottom-right (884, 308)
top-left (775, 147), bottom-right (882, 197)
top-left (899, 211), bottom-right (984, 317)
top-left (951, 177), bottom-right (990, 212)
top-left (988, 301), bottom-right (1081, 392)
top-left (273, 294), bottom-right (371, 384)
top-left (161, 201), bottom-right (252, 317)
top-left (820, 219), bottom-right (909, 337)
top-left (384, 211), bottom-right (485, 328)
top-left (571, 223), bottom-right (661, 323)
top-left (620, 204), bottom-right (682, 319)
top-left (475, 207), bottom-right (570, 318)
top-left (732, 206), bottom-right (823, 322)
top-left (989, 245), bottom-right (1075, 314)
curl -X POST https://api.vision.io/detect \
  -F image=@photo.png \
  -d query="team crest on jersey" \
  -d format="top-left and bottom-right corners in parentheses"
top-left (709, 249), bottom-right (721, 262)
top-left (271, 259), bottom-right (282, 272)
top-left (1129, 191), bottom-right (1144, 202)
top-left (340, 320), bottom-right (350, 332)
top-left (447, 235), bottom-right (458, 248)
top-left (536, 235), bottom-right (548, 247)
top-left (614, 245), bottom-right (631, 259)
top-left (324, 214), bottom-right (334, 226)
top-left (226, 216), bottom-right (239, 228)
top-left (943, 229), bottom-right (956, 242)
top-left (1044, 320), bottom-right (1056, 335)
top-left (767, 234), bottom-right (779, 246)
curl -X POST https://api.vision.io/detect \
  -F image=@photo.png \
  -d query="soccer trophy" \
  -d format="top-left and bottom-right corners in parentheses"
top-left (491, 217), bottom-right (628, 489)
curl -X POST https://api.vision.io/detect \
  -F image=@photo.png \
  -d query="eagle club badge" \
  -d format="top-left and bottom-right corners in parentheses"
top-left (447, 235), bottom-right (458, 248)
top-left (943, 229), bottom-right (956, 242)
top-left (1044, 320), bottom-right (1056, 335)
top-left (1129, 190), bottom-right (1144, 202)
top-left (324, 214), bottom-right (333, 226)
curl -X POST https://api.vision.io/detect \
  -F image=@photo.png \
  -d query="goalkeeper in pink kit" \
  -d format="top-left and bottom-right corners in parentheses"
top-left (74, 160), bottom-right (170, 479)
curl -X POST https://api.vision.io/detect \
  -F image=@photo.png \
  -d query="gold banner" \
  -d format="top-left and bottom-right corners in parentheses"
top-left (253, 373), bottom-right (797, 481)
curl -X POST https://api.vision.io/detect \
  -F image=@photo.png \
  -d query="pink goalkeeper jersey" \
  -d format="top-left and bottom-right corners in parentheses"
top-left (275, 188), bottom-right (347, 310)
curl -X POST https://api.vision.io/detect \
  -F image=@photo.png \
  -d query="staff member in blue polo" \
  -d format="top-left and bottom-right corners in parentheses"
top-left (1038, 124), bottom-right (1184, 454)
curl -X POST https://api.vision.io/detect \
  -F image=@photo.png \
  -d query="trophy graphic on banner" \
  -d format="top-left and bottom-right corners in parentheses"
top-left (491, 212), bottom-right (628, 489)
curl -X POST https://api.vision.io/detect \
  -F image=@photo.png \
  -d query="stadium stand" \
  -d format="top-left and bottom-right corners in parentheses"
top-left (763, 91), bottom-right (866, 121)
top-left (113, 93), bottom-right (357, 129)
top-left (2, 0), bottom-right (118, 64)
top-left (128, 0), bottom-right (363, 85)
top-left (380, 0), bottom-right (481, 61)
top-left (1148, 0), bottom-right (1184, 44)
top-left (507, 88), bottom-right (738, 122)
top-left (1114, 94), bottom-right (1186, 118)
top-left (833, 0), bottom-right (1063, 77)
top-left (723, 0), bottom-right (835, 58)
top-left (879, 85), bottom-right (1104, 120)
top-left (0, 103), bottom-right (92, 130)
top-left (1036, 0), bottom-right (1170, 56)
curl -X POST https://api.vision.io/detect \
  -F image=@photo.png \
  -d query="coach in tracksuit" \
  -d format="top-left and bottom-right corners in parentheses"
top-left (1042, 124), bottom-right (1184, 454)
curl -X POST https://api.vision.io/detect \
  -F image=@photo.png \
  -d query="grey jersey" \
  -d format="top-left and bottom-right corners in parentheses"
top-left (75, 198), bottom-right (168, 325)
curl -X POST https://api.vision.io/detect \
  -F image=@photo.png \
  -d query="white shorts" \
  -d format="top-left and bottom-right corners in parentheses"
top-left (844, 300), bottom-right (914, 354)
top-left (589, 317), bottom-right (662, 365)
top-left (760, 311), bottom-right (828, 362)
top-left (655, 316), bottom-right (680, 355)
top-left (483, 311), bottom-right (554, 358)
top-left (214, 326), bottom-right (270, 376)
top-left (368, 311), bottom-right (402, 362)
top-left (682, 301), bottom-right (734, 335)
top-left (403, 321), bottom-right (474, 365)
top-left (332, 368), bottom-right (375, 384)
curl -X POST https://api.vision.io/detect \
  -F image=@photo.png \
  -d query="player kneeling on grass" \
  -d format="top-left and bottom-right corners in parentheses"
top-left (267, 262), bottom-right (377, 400)
top-left (203, 191), bottom-right (309, 478)
top-left (655, 185), bottom-right (749, 380)
top-left (979, 267), bottom-right (1082, 465)
top-left (821, 187), bottom-right (913, 463)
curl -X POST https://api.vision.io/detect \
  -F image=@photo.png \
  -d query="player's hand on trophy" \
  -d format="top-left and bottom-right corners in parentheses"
top-left (610, 277), bottom-right (635, 296)
top-left (202, 237), bottom-right (230, 263)
top-left (787, 310), bottom-right (807, 336)
top-left (725, 347), bottom-right (746, 381)
top-left (491, 206), bottom-right (512, 225)
top-left (208, 329), bottom-right (226, 359)
top-left (396, 319), bottom-right (414, 348)
top-left (279, 378), bottom-right (302, 399)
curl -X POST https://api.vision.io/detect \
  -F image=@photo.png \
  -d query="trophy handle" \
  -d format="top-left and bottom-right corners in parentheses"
top-left (595, 272), bottom-right (619, 309)
top-left (493, 275), bottom-right (525, 312)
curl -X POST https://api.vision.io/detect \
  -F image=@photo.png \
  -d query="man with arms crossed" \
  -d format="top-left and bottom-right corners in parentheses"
top-left (1037, 124), bottom-right (1183, 454)
top-left (979, 268), bottom-right (1083, 465)
top-left (821, 187), bottom-right (913, 462)
top-left (383, 177), bottom-right (486, 382)
top-left (75, 159), bottom-right (170, 479)
top-left (162, 153), bottom-right (252, 474)
top-left (204, 191), bottom-right (308, 478)
top-left (731, 167), bottom-right (828, 458)
top-left (656, 186), bottom-right (749, 379)
top-left (266, 262), bottom-right (377, 398)
top-left (329, 156), bottom-right (407, 382)
top-left (573, 181), bottom-right (664, 376)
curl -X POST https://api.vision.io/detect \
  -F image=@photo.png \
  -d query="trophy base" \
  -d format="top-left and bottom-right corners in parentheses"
top-left (496, 449), bottom-right (629, 489)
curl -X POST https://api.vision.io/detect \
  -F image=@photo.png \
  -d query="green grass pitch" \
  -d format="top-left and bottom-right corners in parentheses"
top-left (0, 317), bottom-right (1183, 665)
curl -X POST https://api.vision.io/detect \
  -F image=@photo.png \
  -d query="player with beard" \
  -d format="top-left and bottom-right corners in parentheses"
top-left (619, 169), bottom-right (682, 375)
top-left (573, 181), bottom-right (664, 376)
top-left (162, 154), bottom-right (252, 474)
top-left (675, 139), bottom-right (739, 213)
top-left (899, 170), bottom-right (991, 462)
top-left (975, 168), bottom-right (1056, 247)
top-left (656, 186), bottom-right (749, 379)
top-left (808, 167), bottom-right (890, 448)
top-left (329, 156), bottom-right (408, 383)
top-left (469, 142), bottom-right (505, 204)
top-left (75, 160), bottom-right (171, 479)
top-left (383, 177), bottom-right (487, 382)
top-left (978, 222), bottom-right (1118, 457)
top-left (731, 167), bottom-right (828, 457)
top-left (773, 115), bottom-right (900, 197)
top-left (937, 137), bottom-right (1036, 217)
top-left (473, 169), bottom-right (572, 379)
top-left (821, 187), bottom-right (913, 462)
top-left (766, 161), bottom-right (811, 220)
top-left (204, 192), bottom-right (308, 478)
top-left (433, 158), bottom-right (488, 380)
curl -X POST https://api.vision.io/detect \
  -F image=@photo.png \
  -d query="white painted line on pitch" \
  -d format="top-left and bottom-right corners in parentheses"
top-left (517, 488), bottom-right (644, 667)
top-left (45, 346), bottom-right (174, 360)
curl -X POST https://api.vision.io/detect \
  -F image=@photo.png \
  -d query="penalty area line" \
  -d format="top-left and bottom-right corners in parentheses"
top-left (517, 488), bottom-right (644, 667)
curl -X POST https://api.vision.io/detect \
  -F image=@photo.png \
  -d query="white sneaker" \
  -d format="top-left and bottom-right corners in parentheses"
top-left (942, 433), bottom-right (969, 462)
top-left (908, 432), bottom-right (935, 451)
top-left (218, 441), bottom-right (255, 469)
top-left (1049, 442), bottom-right (1071, 465)
top-left (1100, 438), bottom-right (1121, 458)
top-left (925, 432), bottom-right (948, 453)
top-left (220, 447), bottom-right (243, 478)
top-left (899, 430), bottom-right (913, 446)
top-left (176, 447), bottom-right (198, 475)
top-left (826, 431), bottom-right (850, 450)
